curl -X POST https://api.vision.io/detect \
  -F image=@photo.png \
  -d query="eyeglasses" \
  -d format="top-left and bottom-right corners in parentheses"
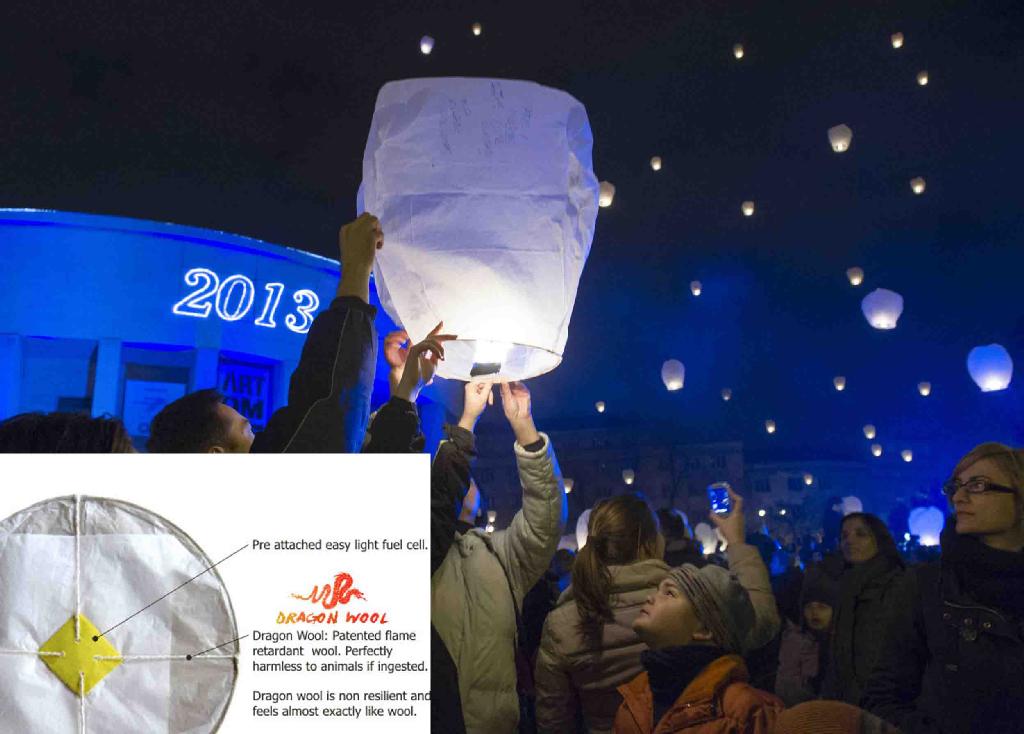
top-left (942, 477), bottom-right (1018, 501)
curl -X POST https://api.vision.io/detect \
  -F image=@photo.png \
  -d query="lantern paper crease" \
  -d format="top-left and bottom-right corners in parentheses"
top-left (359, 78), bottom-right (599, 380)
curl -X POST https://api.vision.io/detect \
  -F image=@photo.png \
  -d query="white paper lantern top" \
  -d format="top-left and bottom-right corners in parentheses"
top-left (910, 177), bottom-right (926, 194)
top-left (901, 449), bottom-right (914, 463)
top-left (917, 70), bottom-right (929, 86)
top-left (742, 200), bottom-right (755, 216)
top-left (487, 510), bottom-right (497, 522)
top-left (420, 36), bottom-right (435, 54)
top-left (803, 473), bottom-right (814, 486)
top-left (471, 22), bottom-right (482, 36)
top-left (359, 78), bottom-right (599, 381)
top-left (828, 124), bottom-right (852, 153)
top-left (918, 381), bottom-right (932, 396)
top-left (891, 32), bottom-right (904, 49)
top-left (694, 522), bottom-right (717, 554)
top-left (834, 376), bottom-right (847, 392)
top-left (595, 400), bottom-right (606, 413)
top-left (967, 344), bottom-right (1014, 392)
top-left (863, 424), bottom-right (877, 440)
top-left (661, 359), bottom-right (686, 391)
top-left (733, 44), bottom-right (744, 59)
top-left (765, 419), bottom-right (776, 434)
top-left (650, 156), bottom-right (662, 171)
top-left (690, 280), bottom-right (702, 296)
top-left (841, 496), bottom-right (864, 515)
top-left (871, 443), bottom-right (883, 457)
top-left (599, 181), bottom-right (616, 207)
top-left (622, 469), bottom-right (635, 485)
top-left (576, 509), bottom-right (592, 550)
top-left (847, 267), bottom-right (864, 286)
top-left (861, 288), bottom-right (904, 330)
top-left (909, 506), bottom-right (944, 546)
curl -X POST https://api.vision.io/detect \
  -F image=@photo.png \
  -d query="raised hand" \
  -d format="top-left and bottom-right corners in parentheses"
top-left (337, 212), bottom-right (384, 303)
top-left (500, 381), bottom-right (541, 448)
top-left (459, 382), bottom-right (493, 431)
top-left (393, 322), bottom-right (457, 403)
top-left (708, 484), bottom-right (746, 547)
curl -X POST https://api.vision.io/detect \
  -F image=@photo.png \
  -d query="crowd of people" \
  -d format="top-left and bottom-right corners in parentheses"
top-left (1, 214), bottom-right (1022, 733)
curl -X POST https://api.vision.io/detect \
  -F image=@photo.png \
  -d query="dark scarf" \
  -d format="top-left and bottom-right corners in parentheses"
top-left (641, 645), bottom-right (725, 726)
top-left (942, 527), bottom-right (1024, 619)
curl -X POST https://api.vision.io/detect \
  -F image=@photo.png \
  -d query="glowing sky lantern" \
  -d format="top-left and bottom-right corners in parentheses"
top-left (733, 43), bottom-right (744, 59)
top-left (595, 400), bottom-right (606, 413)
top-left (765, 419), bottom-right (776, 434)
top-left (487, 510), bottom-right (497, 523)
top-left (910, 177), bottom-right (926, 194)
top-left (599, 181), bottom-right (616, 207)
top-left (828, 124), bottom-right (853, 153)
top-left (803, 473), bottom-right (814, 486)
top-left (891, 32), bottom-right (904, 49)
top-left (420, 35), bottom-right (435, 54)
top-left (967, 344), bottom-right (1014, 392)
top-left (917, 70), bottom-right (929, 86)
top-left (757, 509), bottom-right (767, 518)
top-left (690, 280), bottom-right (702, 296)
top-left (864, 424), bottom-right (877, 440)
top-left (576, 509), bottom-right (592, 549)
top-left (918, 381), bottom-right (932, 397)
top-left (741, 200), bottom-right (755, 217)
top-left (841, 496), bottom-right (864, 515)
top-left (847, 267), bottom-right (864, 286)
top-left (901, 449), bottom-right (914, 463)
top-left (833, 376), bottom-right (847, 392)
top-left (861, 288), bottom-right (904, 330)
top-left (871, 443), bottom-right (883, 457)
top-left (360, 78), bottom-right (599, 381)
top-left (650, 156), bottom-right (662, 171)
top-left (694, 522), bottom-right (717, 554)
top-left (563, 478), bottom-right (574, 494)
top-left (472, 22), bottom-right (482, 36)
top-left (622, 469), bottom-right (635, 485)
top-left (721, 388), bottom-right (733, 402)
top-left (661, 359), bottom-right (686, 391)
top-left (909, 506), bottom-right (944, 546)
top-left (486, 523), bottom-right (495, 533)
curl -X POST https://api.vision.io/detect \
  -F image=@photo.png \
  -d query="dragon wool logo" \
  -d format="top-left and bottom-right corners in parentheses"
top-left (277, 573), bottom-right (389, 625)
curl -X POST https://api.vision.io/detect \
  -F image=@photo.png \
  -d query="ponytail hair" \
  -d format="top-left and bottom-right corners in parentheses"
top-left (573, 493), bottom-right (660, 639)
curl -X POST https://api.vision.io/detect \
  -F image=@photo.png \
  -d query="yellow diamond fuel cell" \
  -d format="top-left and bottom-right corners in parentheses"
top-left (0, 496), bottom-right (238, 733)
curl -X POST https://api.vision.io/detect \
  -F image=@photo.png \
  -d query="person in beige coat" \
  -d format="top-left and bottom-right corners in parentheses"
top-left (534, 485), bottom-right (778, 734)
top-left (432, 381), bottom-right (567, 734)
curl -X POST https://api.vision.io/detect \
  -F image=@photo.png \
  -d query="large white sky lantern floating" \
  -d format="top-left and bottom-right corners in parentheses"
top-left (472, 22), bottom-right (482, 36)
top-left (833, 376), bottom-right (847, 392)
top-left (650, 156), bottom-right (662, 171)
top-left (918, 381), bottom-right (932, 397)
top-left (828, 124), bottom-right (852, 153)
top-left (909, 507), bottom-right (944, 546)
top-left (861, 288), bottom-right (904, 330)
top-left (419, 35), bottom-right (435, 54)
top-left (847, 267), bottom-right (864, 286)
top-left (891, 32), bottom-right (905, 49)
top-left (694, 523), bottom-right (717, 555)
top-left (595, 400), bottom-right (606, 413)
top-left (661, 359), bottom-right (686, 391)
top-left (0, 496), bottom-right (237, 732)
top-left (967, 344), bottom-right (1014, 392)
top-left (864, 424), bottom-right (877, 440)
top-left (622, 469), bottom-right (635, 485)
top-left (742, 200), bottom-right (755, 217)
top-left (598, 181), bottom-right (616, 207)
top-left (359, 78), bottom-right (600, 381)
top-left (911, 176), bottom-right (926, 194)
top-left (917, 70), bottom-right (929, 86)
top-left (690, 280), bottom-right (702, 297)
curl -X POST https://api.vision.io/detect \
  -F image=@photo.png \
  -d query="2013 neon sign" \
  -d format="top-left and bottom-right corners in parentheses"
top-left (172, 268), bottom-right (320, 334)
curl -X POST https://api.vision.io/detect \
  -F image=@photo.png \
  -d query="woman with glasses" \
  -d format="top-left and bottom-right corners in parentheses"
top-left (863, 443), bottom-right (1024, 734)
top-left (822, 512), bottom-right (905, 705)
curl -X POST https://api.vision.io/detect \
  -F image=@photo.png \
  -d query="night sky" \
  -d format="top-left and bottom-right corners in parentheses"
top-left (3, 0), bottom-right (1022, 472)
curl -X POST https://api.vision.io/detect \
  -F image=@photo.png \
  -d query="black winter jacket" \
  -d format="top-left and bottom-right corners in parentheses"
top-left (861, 534), bottom-right (1024, 734)
top-left (251, 295), bottom-right (376, 453)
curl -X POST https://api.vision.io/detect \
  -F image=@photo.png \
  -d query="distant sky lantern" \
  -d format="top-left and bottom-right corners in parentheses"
top-left (967, 344), bottom-right (1014, 392)
top-left (360, 78), bottom-right (599, 381)
top-left (742, 201), bottom-right (755, 217)
top-left (909, 506), bottom-right (944, 546)
top-left (733, 43), bottom-right (744, 59)
top-left (918, 381), bottom-right (932, 396)
top-left (861, 288), bottom-right (904, 330)
top-left (661, 359), bottom-right (686, 391)
top-left (803, 473), bottom-right (814, 486)
top-left (472, 22), bottom-right (482, 36)
top-left (595, 401), bottom-right (606, 413)
top-left (891, 32), bottom-right (904, 49)
top-left (576, 509), bottom-right (592, 549)
top-left (622, 469), bottom-right (635, 485)
top-left (846, 267), bottom-right (864, 286)
top-left (694, 522), bottom-right (717, 554)
top-left (765, 419), bottom-right (776, 434)
top-left (864, 424), bottom-right (877, 440)
top-left (599, 181), bottom-right (616, 207)
top-left (833, 376), bottom-right (847, 392)
top-left (721, 388), bottom-right (732, 402)
top-left (758, 509), bottom-right (767, 518)
top-left (563, 478), bottom-right (574, 494)
top-left (901, 450), bottom-right (914, 463)
top-left (420, 35), bottom-right (435, 54)
top-left (828, 124), bottom-right (853, 153)
top-left (486, 523), bottom-right (495, 533)
top-left (841, 496), bottom-right (864, 515)
top-left (871, 443), bottom-right (883, 457)
top-left (910, 177), bottom-right (926, 194)
top-left (917, 70), bottom-right (929, 86)
top-left (487, 510), bottom-right (497, 523)
top-left (650, 156), bottom-right (662, 171)
top-left (690, 280), bottom-right (702, 297)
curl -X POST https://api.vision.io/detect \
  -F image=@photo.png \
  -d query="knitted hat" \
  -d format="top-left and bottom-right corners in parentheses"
top-left (800, 564), bottom-right (840, 609)
top-left (774, 700), bottom-right (902, 734)
top-left (666, 564), bottom-right (754, 654)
